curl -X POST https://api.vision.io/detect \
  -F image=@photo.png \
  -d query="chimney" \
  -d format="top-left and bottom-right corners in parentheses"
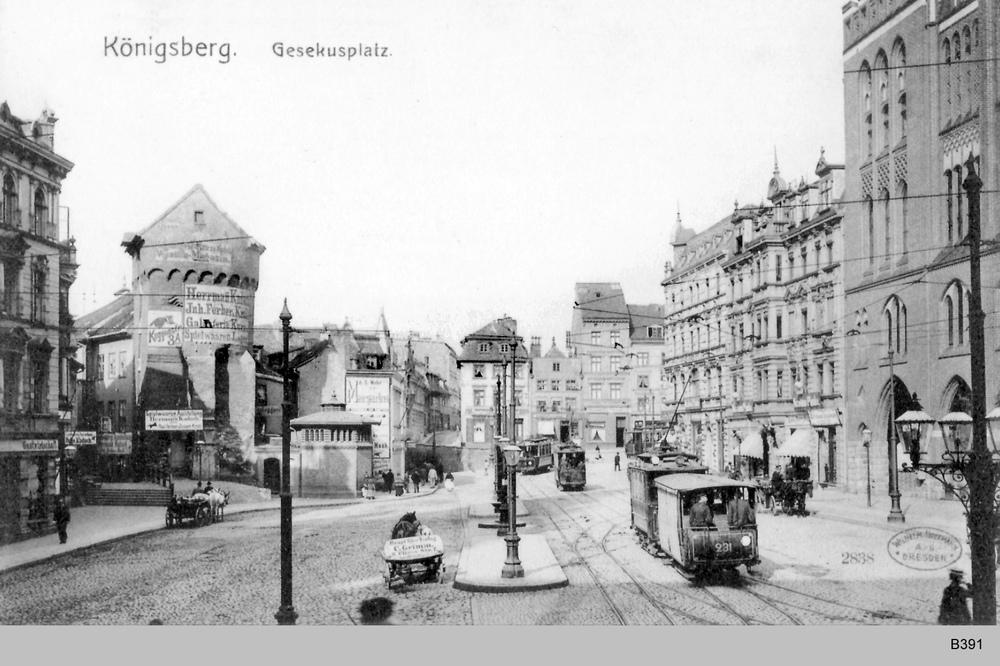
top-left (530, 336), bottom-right (541, 358)
top-left (33, 109), bottom-right (58, 151)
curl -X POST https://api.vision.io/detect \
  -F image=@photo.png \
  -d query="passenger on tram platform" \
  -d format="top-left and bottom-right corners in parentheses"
top-left (727, 491), bottom-right (755, 528)
top-left (689, 494), bottom-right (715, 529)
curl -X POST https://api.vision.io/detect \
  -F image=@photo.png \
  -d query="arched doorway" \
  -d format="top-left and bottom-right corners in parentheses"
top-left (263, 458), bottom-right (281, 494)
top-left (879, 375), bottom-right (919, 472)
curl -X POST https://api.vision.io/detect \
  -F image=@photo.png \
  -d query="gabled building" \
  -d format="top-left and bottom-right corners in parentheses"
top-left (527, 337), bottom-right (582, 441)
top-left (571, 283), bottom-right (631, 448)
top-left (120, 185), bottom-right (264, 477)
top-left (626, 304), bottom-right (667, 448)
top-left (456, 317), bottom-right (527, 470)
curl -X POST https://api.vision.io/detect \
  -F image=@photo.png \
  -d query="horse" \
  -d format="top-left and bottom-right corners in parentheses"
top-left (200, 489), bottom-right (230, 523)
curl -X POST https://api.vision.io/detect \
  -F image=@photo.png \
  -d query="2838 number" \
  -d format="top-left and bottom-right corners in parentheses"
top-left (842, 552), bottom-right (874, 564)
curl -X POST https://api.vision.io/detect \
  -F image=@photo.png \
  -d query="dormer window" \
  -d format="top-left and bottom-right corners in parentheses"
top-left (478, 343), bottom-right (490, 353)
top-left (499, 343), bottom-right (510, 354)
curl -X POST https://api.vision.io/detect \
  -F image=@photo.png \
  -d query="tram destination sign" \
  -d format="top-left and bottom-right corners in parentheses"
top-left (145, 409), bottom-right (204, 431)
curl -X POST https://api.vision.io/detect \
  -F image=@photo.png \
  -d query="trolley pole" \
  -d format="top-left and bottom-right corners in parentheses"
top-left (274, 300), bottom-right (298, 626)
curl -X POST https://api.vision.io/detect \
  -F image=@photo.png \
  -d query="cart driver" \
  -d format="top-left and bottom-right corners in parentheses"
top-left (689, 494), bottom-right (715, 529)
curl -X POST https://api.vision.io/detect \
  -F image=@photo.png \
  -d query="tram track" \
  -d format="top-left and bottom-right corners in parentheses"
top-left (530, 475), bottom-right (902, 625)
top-left (518, 481), bottom-right (673, 625)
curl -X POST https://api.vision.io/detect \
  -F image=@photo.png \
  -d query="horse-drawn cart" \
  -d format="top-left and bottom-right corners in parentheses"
top-left (165, 495), bottom-right (212, 528)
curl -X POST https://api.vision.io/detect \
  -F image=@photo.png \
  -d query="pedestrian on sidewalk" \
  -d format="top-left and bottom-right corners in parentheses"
top-left (54, 497), bottom-right (70, 544)
top-left (384, 470), bottom-right (395, 494)
top-left (614, 453), bottom-right (621, 471)
top-left (938, 569), bottom-right (972, 625)
top-left (427, 467), bottom-right (438, 487)
top-left (444, 472), bottom-right (455, 492)
top-left (595, 445), bottom-right (602, 460)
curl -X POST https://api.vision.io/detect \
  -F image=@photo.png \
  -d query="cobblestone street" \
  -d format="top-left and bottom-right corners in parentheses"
top-left (0, 461), bottom-right (989, 625)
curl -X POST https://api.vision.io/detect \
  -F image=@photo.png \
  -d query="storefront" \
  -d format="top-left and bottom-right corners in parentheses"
top-left (809, 408), bottom-right (841, 485)
top-left (0, 438), bottom-right (60, 544)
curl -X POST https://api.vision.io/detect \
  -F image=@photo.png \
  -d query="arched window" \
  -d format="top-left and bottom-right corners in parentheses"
top-left (896, 180), bottom-right (908, 255)
top-left (944, 282), bottom-right (968, 347)
top-left (893, 39), bottom-right (907, 141)
top-left (861, 62), bottom-right (873, 159)
top-left (973, 21), bottom-right (981, 102)
top-left (866, 196), bottom-right (875, 264)
top-left (955, 164), bottom-right (964, 239)
top-left (881, 188), bottom-right (892, 259)
top-left (953, 32), bottom-right (962, 111)
top-left (945, 170), bottom-right (954, 244)
top-left (963, 26), bottom-right (973, 113)
top-left (883, 296), bottom-right (907, 354)
top-left (943, 39), bottom-right (952, 115)
top-left (2, 173), bottom-right (17, 227)
top-left (32, 187), bottom-right (46, 236)
top-left (875, 51), bottom-right (889, 152)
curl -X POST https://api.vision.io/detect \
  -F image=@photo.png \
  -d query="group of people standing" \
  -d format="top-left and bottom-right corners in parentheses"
top-left (688, 491), bottom-right (755, 529)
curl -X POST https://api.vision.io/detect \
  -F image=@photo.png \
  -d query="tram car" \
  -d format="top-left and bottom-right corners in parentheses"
top-left (554, 443), bottom-right (586, 490)
top-left (517, 437), bottom-right (555, 474)
top-left (654, 474), bottom-right (760, 574)
top-left (629, 449), bottom-right (708, 554)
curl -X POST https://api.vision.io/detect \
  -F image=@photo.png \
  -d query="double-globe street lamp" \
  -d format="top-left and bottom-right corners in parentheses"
top-left (896, 406), bottom-right (1000, 623)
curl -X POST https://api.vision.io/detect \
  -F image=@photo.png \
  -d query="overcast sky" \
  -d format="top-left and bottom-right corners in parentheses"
top-left (0, 0), bottom-right (846, 350)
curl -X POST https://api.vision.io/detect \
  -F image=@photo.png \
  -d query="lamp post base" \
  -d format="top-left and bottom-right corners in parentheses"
top-left (502, 533), bottom-right (524, 578)
top-left (887, 492), bottom-right (905, 522)
top-left (274, 605), bottom-right (298, 625)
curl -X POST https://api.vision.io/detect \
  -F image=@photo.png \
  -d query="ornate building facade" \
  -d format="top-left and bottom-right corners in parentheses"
top-left (841, 0), bottom-right (1000, 498)
top-left (0, 101), bottom-right (76, 543)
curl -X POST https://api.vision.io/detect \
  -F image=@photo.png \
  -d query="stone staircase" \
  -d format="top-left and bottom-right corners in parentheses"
top-left (85, 487), bottom-right (173, 507)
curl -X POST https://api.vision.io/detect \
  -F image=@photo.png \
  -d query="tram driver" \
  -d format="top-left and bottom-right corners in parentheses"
top-left (689, 494), bottom-right (715, 529)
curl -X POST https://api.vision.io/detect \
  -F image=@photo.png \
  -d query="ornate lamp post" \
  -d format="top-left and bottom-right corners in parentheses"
top-left (886, 350), bottom-right (904, 522)
top-left (501, 442), bottom-right (524, 578)
top-left (274, 300), bottom-right (298, 625)
top-left (862, 428), bottom-right (872, 508)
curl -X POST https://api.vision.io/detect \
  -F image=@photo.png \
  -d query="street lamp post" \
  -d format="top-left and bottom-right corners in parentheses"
top-left (274, 299), bottom-right (298, 625)
top-left (501, 443), bottom-right (524, 578)
top-left (886, 350), bottom-right (904, 522)
top-left (862, 428), bottom-right (872, 508)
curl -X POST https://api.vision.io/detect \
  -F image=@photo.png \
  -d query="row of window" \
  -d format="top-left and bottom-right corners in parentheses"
top-left (661, 362), bottom-right (838, 403)
top-left (535, 379), bottom-right (579, 391)
top-left (1, 350), bottom-right (49, 414)
top-left (476, 342), bottom-right (512, 354)
top-left (1, 255), bottom-right (49, 324)
top-left (1, 172), bottom-right (54, 236)
top-left (859, 39), bottom-right (907, 161)
top-left (535, 399), bottom-right (576, 413)
top-left (941, 20), bottom-right (982, 123)
top-left (471, 363), bottom-right (525, 380)
top-left (94, 350), bottom-right (130, 381)
top-left (852, 282), bottom-right (970, 355)
top-left (299, 428), bottom-right (364, 442)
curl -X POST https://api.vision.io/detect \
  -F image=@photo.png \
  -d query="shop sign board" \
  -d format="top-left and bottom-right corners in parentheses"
top-left (145, 409), bottom-right (204, 431)
top-left (98, 433), bottom-right (132, 455)
top-left (147, 284), bottom-right (252, 348)
top-left (346, 374), bottom-right (390, 458)
top-left (67, 431), bottom-right (98, 447)
top-left (0, 440), bottom-right (59, 454)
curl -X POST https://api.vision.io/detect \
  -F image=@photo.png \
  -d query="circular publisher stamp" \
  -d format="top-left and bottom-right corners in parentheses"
top-left (887, 527), bottom-right (963, 570)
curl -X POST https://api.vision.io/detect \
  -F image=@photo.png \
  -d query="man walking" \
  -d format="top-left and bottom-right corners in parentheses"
top-left (614, 452), bottom-right (621, 471)
top-left (54, 497), bottom-right (71, 544)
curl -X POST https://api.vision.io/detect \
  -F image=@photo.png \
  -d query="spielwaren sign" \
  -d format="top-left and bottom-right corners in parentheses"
top-left (147, 284), bottom-right (251, 348)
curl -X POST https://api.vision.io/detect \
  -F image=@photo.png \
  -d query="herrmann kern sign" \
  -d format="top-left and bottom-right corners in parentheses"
top-left (145, 409), bottom-right (204, 431)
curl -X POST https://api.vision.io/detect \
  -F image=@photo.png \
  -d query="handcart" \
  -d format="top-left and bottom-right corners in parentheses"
top-left (381, 533), bottom-right (445, 589)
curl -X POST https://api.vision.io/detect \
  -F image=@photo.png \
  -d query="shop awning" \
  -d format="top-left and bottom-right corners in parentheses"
top-left (739, 431), bottom-right (765, 459)
top-left (775, 428), bottom-right (818, 458)
top-left (536, 420), bottom-right (556, 436)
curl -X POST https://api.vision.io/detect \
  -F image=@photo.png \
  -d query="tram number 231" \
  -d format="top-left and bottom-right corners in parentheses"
top-left (715, 542), bottom-right (733, 554)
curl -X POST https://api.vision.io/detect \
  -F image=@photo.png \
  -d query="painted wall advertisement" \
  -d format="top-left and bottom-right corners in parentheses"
top-left (346, 374), bottom-right (389, 458)
top-left (145, 409), bottom-right (204, 431)
top-left (148, 285), bottom-right (251, 348)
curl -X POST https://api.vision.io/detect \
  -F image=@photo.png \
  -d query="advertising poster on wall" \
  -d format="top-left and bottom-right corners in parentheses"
top-left (146, 285), bottom-right (251, 348)
top-left (345, 374), bottom-right (389, 458)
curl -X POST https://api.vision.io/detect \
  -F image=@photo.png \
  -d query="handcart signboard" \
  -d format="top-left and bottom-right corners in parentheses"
top-left (382, 535), bottom-right (443, 561)
top-left (145, 409), bottom-right (204, 431)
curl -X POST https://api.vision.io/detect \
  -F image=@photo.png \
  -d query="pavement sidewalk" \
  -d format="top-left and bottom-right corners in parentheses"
top-left (0, 483), bottom-right (440, 575)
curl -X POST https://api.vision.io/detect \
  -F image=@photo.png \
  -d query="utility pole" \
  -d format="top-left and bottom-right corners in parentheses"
top-left (963, 155), bottom-right (996, 624)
